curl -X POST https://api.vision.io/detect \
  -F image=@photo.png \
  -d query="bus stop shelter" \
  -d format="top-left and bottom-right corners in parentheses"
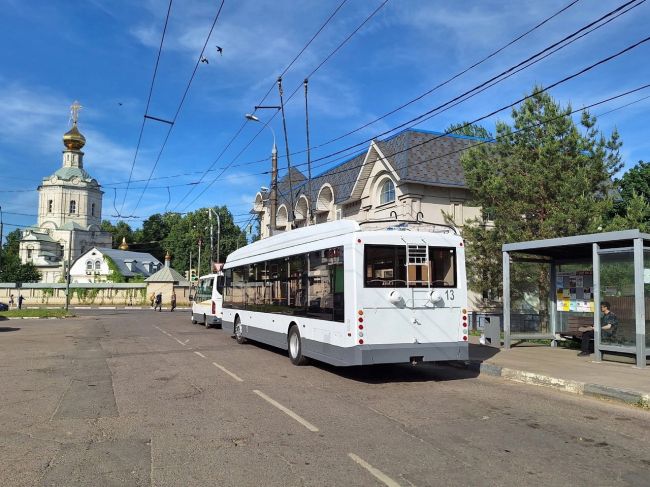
top-left (502, 230), bottom-right (649, 368)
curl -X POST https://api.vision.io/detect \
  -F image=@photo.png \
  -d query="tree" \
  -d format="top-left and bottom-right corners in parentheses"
top-left (101, 220), bottom-right (135, 249)
top-left (609, 160), bottom-right (650, 229)
top-left (445, 122), bottom-right (492, 139)
top-left (460, 88), bottom-right (622, 303)
top-left (0, 229), bottom-right (41, 282)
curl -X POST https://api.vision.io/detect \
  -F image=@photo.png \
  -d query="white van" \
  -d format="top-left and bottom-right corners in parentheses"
top-left (190, 273), bottom-right (224, 328)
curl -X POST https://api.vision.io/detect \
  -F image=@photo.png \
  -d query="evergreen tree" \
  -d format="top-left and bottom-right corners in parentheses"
top-left (460, 88), bottom-right (622, 302)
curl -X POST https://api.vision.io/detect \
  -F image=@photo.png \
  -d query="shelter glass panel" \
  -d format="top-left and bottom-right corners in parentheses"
top-left (555, 263), bottom-right (594, 337)
top-left (510, 260), bottom-right (551, 335)
top-left (600, 251), bottom-right (635, 347)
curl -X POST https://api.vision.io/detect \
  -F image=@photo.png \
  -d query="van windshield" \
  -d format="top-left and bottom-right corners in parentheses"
top-left (364, 245), bottom-right (456, 288)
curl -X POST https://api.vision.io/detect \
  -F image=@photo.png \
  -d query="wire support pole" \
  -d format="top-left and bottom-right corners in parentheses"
top-left (277, 76), bottom-right (295, 225)
top-left (304, 78), bottom-right (314, 224)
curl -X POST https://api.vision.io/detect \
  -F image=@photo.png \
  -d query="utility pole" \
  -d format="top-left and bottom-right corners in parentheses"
top-left (207, 207), bottom-right (222, 268)
top-left (65, 230), bottom-right (72, 311)
top-left (304, 79), bottom-right (314, 224)
top-left (208, 209), bottom-right (214, 272)
top-left (277, 76), bottom-right (295, 227)
top-left (270, 141), bottom-right (278, 236)
top-left (216, 210), bottom-right (221, 265)
top-left (197, 238), bottom-right (202, 279)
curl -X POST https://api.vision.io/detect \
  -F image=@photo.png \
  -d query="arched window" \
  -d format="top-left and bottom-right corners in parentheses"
top-left (95, 260), bottom-right (101, 271)
top-left (91, 203), bottom-right (95, 216)
top-left (48, 200), bottom-right (53, 213)
top-left (69, 200), bottom-right (77, 214)
top-left (379, 179), bottom-right (395, 205)
top-left (86, 260), bottom-right (93, 271)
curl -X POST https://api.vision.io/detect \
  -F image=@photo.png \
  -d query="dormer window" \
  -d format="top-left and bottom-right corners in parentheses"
top-left (48, 200), bottom-right (53, 213)
top-left (70, 200), bottom-right (77, 214)
top-left (379, 179), bottom-right (395, 205)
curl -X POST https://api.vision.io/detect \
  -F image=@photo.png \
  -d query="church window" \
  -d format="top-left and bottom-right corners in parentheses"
top-left (48, 200), bottom-right (53, 213)
top-left (70, 200), bottom-right (76, 214)
top-left (95, 260), bottom-right (101, 271)
top-left (27, 249), bottom-right (33, 259)
top-left (86, 260), bottom-right (93, 272)
top-left (379, 179), bottom-right (395, 205)
top-left (91, 203), bottom-right (95, 216)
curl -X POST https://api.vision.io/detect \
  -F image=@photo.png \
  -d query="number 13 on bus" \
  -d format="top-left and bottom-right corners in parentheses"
top-left (222, 220), bottom-right (469, 366)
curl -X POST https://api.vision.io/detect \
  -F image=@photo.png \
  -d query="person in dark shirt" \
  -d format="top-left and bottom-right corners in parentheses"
top-left (578, 301), bottom-right (618, 356)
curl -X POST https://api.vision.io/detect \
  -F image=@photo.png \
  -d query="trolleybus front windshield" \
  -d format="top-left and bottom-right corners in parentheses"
top-left (364, 245), bottom-right (456, 288)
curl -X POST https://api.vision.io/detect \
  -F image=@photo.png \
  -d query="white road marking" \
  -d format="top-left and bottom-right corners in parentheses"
top-left (182, 339), bottom-right (190, 345)
top-left (99, 306), bottom-right (116, 309)
top-left (173, 337), bottom-right (186, 346)
top-left (212, 362), bottom-right (244, 382)
top-left (348, 453), bottom-right (402, 487)
top-left (253, 390), bottom-right (319, 432)
top-left (194, 351), bottom-right (206, 359)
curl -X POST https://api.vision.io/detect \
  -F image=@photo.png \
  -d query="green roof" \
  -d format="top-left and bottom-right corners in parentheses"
top-left (48, 167), bottom-right (93, 182)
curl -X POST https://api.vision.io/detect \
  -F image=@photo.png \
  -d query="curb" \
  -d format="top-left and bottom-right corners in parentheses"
top-left (453, 361), bottom-right (649, 408)
top-left (2, 316), bottom-right (63, 320)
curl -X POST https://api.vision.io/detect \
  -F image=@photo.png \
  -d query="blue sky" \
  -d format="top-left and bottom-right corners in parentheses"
top-left (1, 0), bottom-right (649, 234)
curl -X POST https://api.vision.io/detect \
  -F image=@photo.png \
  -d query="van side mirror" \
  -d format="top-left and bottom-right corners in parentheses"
top-left (189, 295), bottom-right (194, 301)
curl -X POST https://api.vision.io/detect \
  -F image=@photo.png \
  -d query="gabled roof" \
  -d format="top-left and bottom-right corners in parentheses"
top-left (273, 128), bottom-right (484, 213)
top-left (91, 247), bottom-right (162, 277)
top-left (145, 266), bottom-right (189, 284)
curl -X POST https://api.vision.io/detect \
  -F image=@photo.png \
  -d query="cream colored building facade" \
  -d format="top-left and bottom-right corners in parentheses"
top-left (19, 103), bottom-right (112, 282)
top-left (254, 129), bottom-right (484, 238)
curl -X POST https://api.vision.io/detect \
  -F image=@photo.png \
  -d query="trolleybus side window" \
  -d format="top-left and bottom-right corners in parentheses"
top-left (223, 245), bottom-right (344, 322)
top-left (364, 245), bottom-right (456, 288)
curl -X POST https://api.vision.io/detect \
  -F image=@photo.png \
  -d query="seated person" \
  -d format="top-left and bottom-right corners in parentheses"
top-left (577, 301), bottom-right (618, 357)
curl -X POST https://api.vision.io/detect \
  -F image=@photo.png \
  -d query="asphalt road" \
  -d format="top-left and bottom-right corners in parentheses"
top-left (1, 310), bottom-right (649, 487)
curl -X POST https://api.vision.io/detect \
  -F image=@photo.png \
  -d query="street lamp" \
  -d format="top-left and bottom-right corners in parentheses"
top-left (206, 208), bottom-right (221, 270)
top-left (246, 111), bottom-right (278, 236)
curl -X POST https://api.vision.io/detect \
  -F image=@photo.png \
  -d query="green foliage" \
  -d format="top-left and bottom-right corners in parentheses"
top-left (608, 160), bottom-right (650, 231)
top-left (445, 122), bottom-right (492, 139)
top-left (460, 87), bottom-right (623, 302)
top-left (99, 208), bottom-right (246, 277)
top-left (0, 229), bottom-right (42, 283)
top-left (104, 255), bottom-right (126, 283)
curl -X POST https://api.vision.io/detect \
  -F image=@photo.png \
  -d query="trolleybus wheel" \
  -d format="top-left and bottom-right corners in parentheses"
top-left (234, 317), bottom-right (246, 344)
top-left (288, 325), bottom-right (308, 366)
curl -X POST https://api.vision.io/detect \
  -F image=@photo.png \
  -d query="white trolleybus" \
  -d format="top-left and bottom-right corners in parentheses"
top-left (190, 272), bottom-right (224, 328)
top-left (222, 219), bottom-right (469, 366)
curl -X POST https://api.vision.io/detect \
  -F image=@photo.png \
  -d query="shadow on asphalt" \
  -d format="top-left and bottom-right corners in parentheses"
top-left (0, 327), bottom-right (21, 332)
top-left (237, 338), bottom-right (501, 384)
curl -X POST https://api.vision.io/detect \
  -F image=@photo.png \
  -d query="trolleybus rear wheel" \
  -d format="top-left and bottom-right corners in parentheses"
top-left (288, 326), bottom-right (308, 366)
top-left (234, 317), bottom-right (246, 344)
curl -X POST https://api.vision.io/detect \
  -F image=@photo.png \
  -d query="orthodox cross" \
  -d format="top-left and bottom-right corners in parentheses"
top-left (70, 101), bottom-right (82, 125)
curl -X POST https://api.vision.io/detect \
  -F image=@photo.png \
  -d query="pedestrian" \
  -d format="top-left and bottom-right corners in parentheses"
top-left (18, 294), bottom-right (25, 310)
top-left (154, 292), bottom-right (163, 312)
top-left (578, 301), bottom-right (618, 357)
top-left (170, 291), bottom-right (176, 312)
top-left (149, 292), bottom-right (155, 309)
top-left (9, 294), bottom-right (14, 309)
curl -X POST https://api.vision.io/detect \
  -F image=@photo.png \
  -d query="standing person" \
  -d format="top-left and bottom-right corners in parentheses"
top-left (9, 294), bottom-right (14, 309)
top-left (154, 292), bottom-right (163, 312)
top-left (578, 301), bottom-right (618, 357)
top-left (170, 291), bottom-right (177, 312)
top-left (18, 294), bottom-right (25, 310)
top-left (149, 292), bottom-right (155, 309)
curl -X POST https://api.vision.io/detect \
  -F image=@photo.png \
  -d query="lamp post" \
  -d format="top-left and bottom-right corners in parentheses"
top-left (246, 111), bottom-right (278, 236)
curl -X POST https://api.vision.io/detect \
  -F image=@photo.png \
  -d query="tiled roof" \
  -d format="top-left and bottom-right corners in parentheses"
top-left (95, 248), bottom-right (162, 277)
top-left (272, 128), bottom-right (487, 215)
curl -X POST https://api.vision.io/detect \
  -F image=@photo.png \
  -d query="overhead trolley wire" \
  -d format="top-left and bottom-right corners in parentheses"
top-left (177, 0), bottom-right (390, 212)
top-left (126, 0), bottom-right (227, 217)
top-left (170, 0), bottom-right (351, 211)
top-left (119, 0), bottom-right (173, 215)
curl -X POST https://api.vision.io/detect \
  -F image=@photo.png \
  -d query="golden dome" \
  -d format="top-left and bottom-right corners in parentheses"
top-left (118, 237), bottom-right (129, 250)
top-left (63, 123), bottom-right (86, 150)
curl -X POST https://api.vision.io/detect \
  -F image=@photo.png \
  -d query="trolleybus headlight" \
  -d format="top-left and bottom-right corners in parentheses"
top-left (388, 290), bottom-right (404, 306)
top-left (428, 290), bottom-right (443, 304)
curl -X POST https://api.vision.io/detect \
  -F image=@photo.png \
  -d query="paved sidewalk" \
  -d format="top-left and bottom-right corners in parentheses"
top-left (463, 336), bottom-right (650, 407)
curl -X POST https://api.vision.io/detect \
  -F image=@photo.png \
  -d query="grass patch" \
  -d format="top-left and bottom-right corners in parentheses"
top-left (0, 309), bottom-right (74, 319)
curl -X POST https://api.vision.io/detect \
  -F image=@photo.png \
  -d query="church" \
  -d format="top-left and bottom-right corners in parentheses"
top-left (19, 102), bottom-right (112, 283)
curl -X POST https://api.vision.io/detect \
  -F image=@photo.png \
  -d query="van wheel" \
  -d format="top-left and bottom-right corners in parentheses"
top-left (234, 317), bottom-right (246, 344)
top-left (288, 326), bottom-right (308, 366)
top-left (204, 314), bottom-right (211, 329)
top-left (191, 313), bottom-right (197, 324)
